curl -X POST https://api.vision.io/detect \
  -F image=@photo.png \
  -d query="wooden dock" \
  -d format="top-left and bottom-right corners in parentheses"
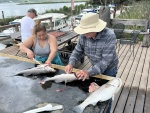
top-left (111, 42), bottom-right (150, 113)
top-left (75, 42), bottom-right (150, 113)
top-left (0, 41), bottom-right (149, 113)
top-left (57, 40), bottom-right (148, 113)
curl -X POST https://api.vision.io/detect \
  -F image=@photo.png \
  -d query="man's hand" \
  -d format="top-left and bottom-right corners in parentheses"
top-left (27, 49), bottom-right (34, 59)
top-left (76, 70), bottom-right (89, 81)
top-left (65, 64), bottom-right (73, 74)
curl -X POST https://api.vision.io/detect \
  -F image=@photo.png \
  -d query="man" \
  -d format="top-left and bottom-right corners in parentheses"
top-left (21, 8), bottom-right (37, 42)
top-left (65, 13), bottom-right (118, 113)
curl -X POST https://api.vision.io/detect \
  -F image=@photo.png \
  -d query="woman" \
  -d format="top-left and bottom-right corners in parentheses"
top-left (19, 20), bottom-right (63, 66)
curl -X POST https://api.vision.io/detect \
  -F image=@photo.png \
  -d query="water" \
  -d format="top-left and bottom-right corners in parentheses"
top-left (0, 2), bottom-right (85, 19)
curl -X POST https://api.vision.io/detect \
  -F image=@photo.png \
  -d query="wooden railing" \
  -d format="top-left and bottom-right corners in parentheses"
top-left (0, 16), bottom-right (53, 33)
top-left (74, 17), bottom-right (150, 47)
top-left (110, 18), bottom-right (150, 47)
top-left (111, 18), bottom-right (149, 34)
top-left (0, 23), bottom-right (20, 32)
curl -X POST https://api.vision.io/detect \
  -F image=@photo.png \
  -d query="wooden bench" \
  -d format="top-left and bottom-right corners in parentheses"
top-left (111, 19), bottom-right (150, 47)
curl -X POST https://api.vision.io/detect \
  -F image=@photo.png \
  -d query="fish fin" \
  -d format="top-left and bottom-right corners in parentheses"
top-left (72, 105), bottom-right (84, 113)
top-left (91, 102), bottom-right (97, 106)
top-left (54, 80), bottom-right (62, 83)
top-left (112, 94), bottom-right (115, 101)
top-left (115, 78), bottom-right (122, 94)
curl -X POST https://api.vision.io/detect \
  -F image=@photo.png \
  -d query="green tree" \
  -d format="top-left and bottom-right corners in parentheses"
top-left (63, 6), bottom-right (69, 13)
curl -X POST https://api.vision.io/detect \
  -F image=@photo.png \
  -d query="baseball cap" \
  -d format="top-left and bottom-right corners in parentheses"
top-left (28, 8), bottom-right (37, 16)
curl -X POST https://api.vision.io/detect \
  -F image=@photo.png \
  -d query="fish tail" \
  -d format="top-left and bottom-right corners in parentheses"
top-left (16, 69), bottom-right (30, 74)
top-left (72, 104), bottom-right (86, 113)
top-left (115, 78), bottom-right (122, 94)
top-left (16, 72), bottom-right (24, 75)
top-left (16, 72), bottom-right (22, 75)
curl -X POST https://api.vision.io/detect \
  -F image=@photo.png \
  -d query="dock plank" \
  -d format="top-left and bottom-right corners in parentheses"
top-left (144, 48), bottom-right (150, 113)
top-left (111, 43), bottom-right (140, 113)
top-left (110, 44), bottom-right (130, 113)
top-left (1, 38), bottom-right (150, 113)
top-left (83, 61), bottom-right (92, 70)
top-left (123, 46), bottom-right (144, 113)
top-left (77, 56), bottom-right (89, 69)
top-left (114, 43), bottom-right (141, 113)
top-left (117, 43), bottom-right (128, 58)
top-left (133, 47), bottom-right (149, 113)
top-left (118, 44), bottom-right (130, 68)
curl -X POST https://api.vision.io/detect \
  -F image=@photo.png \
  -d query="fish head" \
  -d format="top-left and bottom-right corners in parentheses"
top-left (46, 66), bottom-right (56, 73)
top-left (38, 64), bottom-right (56, 72)
top-left (108, 78), bottom-right (122, 94)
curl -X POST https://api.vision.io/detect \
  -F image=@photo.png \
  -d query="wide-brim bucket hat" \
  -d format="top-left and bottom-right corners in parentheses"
top-left (74, 13), bottom-right (107, 34)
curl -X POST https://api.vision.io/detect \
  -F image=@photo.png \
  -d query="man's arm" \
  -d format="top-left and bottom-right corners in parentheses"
top-left (68, 35), bottom-right (85, 67)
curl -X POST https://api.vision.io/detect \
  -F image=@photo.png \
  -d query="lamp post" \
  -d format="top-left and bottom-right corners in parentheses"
top-left (2, 11), bottom-right (4, 19)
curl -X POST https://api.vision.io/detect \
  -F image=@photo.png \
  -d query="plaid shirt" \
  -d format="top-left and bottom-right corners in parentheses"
top-left (69, 27), bottom-right (118, 76)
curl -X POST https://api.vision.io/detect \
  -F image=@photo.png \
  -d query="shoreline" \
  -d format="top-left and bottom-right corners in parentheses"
top-left (17, 1), bottom-right (87, 5)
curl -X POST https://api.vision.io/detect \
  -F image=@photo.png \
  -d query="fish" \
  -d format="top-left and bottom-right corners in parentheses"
top-left (88, 82), bottom-right (100, 93)
top-left (40, 73), bottom-right (77, 84)
top-left (16, 64), bottom-right (56, 76)
top-left (23, 104), bottom-right (63, 113)
top-left (72, 77), bottom-right (122, 113)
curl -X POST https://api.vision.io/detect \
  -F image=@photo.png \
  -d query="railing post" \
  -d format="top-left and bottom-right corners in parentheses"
top-left (113, 7), bottom-right (116, 18)
top-left (49, 17), bottom-right (53, 30)
top-left (14, 24), bottom-right (19, 32)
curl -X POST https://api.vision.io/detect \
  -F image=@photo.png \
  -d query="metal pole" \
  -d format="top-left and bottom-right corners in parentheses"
top-left (2, 11), bottom-right (4, 19)
top-left (71, 0), bottom-right (74, 31)
top-left (71, 0), bottom-right (72, 16)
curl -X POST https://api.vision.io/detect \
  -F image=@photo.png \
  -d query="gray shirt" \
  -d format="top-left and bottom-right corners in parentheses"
top-left (33, 36), bottom-right (50, 57)
top-left (69, 27), bottom-right (118, 76)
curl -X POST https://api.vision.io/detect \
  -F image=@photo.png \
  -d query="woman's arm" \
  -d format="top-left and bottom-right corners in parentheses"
top-left (45, 35), bottom-right (57, 65)
top-left (19, 36), bottom-right (34, 59)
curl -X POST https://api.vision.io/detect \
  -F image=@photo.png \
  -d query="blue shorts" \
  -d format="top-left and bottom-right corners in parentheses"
top-left (34, 52), bottom-right (63, 66)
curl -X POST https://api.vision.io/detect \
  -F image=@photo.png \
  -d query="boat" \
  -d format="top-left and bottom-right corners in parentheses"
top-left (67, 16), bottom-right (80, 31)
top-left (35, 13), bottom-right (68, 30)
top-left (9, 19), bottom-right (21, 25)
top-left (0, 27), bottom-right (16, 37)
top-left (74, 4), bottom-right (98, 21)
top-left (0, 19), bottom-right (21, 37)
top-left (0, 13), bottom-right (68, 37)
top-left (0, 43), bottom-right (7, 50)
